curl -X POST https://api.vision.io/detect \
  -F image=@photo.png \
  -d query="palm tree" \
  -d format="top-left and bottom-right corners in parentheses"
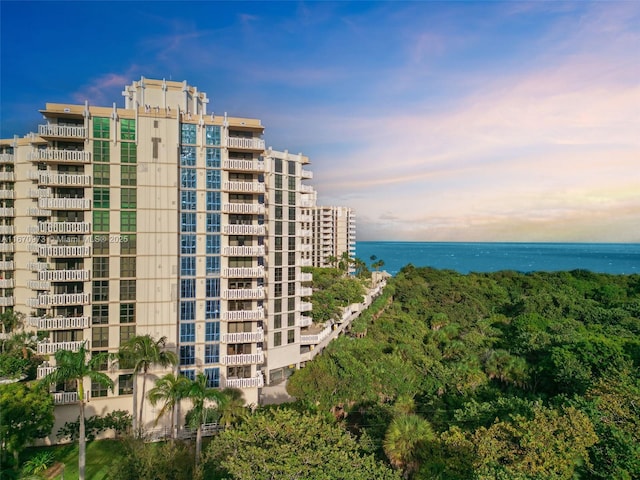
top-left (41, 345), bottom-right (113, 480)
top-left (217, 387), bottom-right (247, 428)
top-left (147, 372), bottom-right (190, 439)
top-left (383, 414), bottom-right (435, 479)
top-left (115, 335), bottom-right (177, 437)
top-left (183, 373), bottom-right (227, 466)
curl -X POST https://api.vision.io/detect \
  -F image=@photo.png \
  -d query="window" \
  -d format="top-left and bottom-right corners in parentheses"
top-left (287, 329), bottom-right (295, 344)
top-left (274, 175), bottom-right (282, 189)
top-left (288, 312), bottom-right (295, 327)
top-left (206, 213), bottom-right (220, 233)
top-left (205, 235), bottom-right (220, 254)
top-left (181, 124), bottom-right (196, 144)
top-left (180, 346), bottom-right (195, 365)
top-left (180, 301), bottom-right (195, 321)
top-left (93, 140), bottom-right (110, 162)
top-left (120, 303), bottom-right (135, 323)
top-left (120, 257), bottom-right (136, 277)
top-left (206, 169), bottom-right (220, 189)
top-left (180, 146), bottom-right (196, 166)
top-left (91, 379), bottom-right (108, 398)
top-left (288, 222), bottom-right (296, 235)
top-left (92, 304), bottom-right (109, 324)
top-left (206, 191), bottom-right (220, 211)
top-left (93, 211), bottom-right (110, 232)
top-left (274, 158), bottom-right (282, 173)
top-left (288, 191), bottom-right (296, 206)
top-left (205, 300), bottom-right (220, 319)
top-left (92, 280), bottom-right (109, 302)
top-left (275, 190), bottom-right (283, 204)
top-left (180, 235), bottom-right (196, 254)
top-left (181, 191), bottom-right (196, 211)
top-left (228, 365), bottom-right (251, 379)
top-left (275, 206), bottom-right (282, 219)
top-left (273, 331), bottom-right (282, 347)
top-left (288, 267), bottom-right (296, 281)
top-left (274, 299), bottom-right (281, 313)
top-left (275, 222), bottom-right (282, 236)
top-left (180, 369), bottom-right (195, 381)
top-left (288, 207), bottom-right (296, 221)
top-left (121, 165), bottom-right (136, 186)
top-left (204, 367), bottom-right (219, 388)
top-left (205, 321), bottom-right (220, 341)
top-left (120, 280), bottom-right (136, 300)
top-left (288, 161), bottom-right (296, 175)
top-left (206, 148), bottom-right (220, 168)
top-left (94, 164), bottom-right (110, 185)
top-left (274, 237), bottom-right (282, 251)
top-left (288, 282), bottom-right (296, 296)
top-left (288, 237), bottom-right (296, 251)
top-left (206, 278), bottom-right (220, 297)
top-left (180, 279), bottom-right (195, 298)
top-left (120, 325), bottom-right (136, 344)
top-left (205, 126), bottom-right (221, 146)
top-left (121, 142), bottom-right (137, 163)
top-left (180, 323), bottom-right (195, 343)
top-left (93, 188), bottom-right (110, 208)
top-left (274, 314), bottom-right (281, 329)
top-left (121, 234), bottom-right (136, 254)
top-left (93, 117), bottom-right (110, 139)
top-left (93, 257), bottom-right (109, 278)
top-left (274, 283), bottom-right (282, 298)
top-left (288, 177), bottom-right (296, 190)
top-left (118, 374), bottom-right (133, 395)
top-left (204, 344), bottom-right (219, 364)
top-left (121, 188), bottom-right (137, 209)
top-left (120, 119), bottom-right (135, 141)
top-left (180, 256), bottom-right (195, 276)
top-left (181, 213), bottom-right (196, 232)
top-left (92, 327), bottom-right (109, 348)
top-left (206, 256), bottom-right (220, 275)
top-left (120, 211), bottom-right (136, 232)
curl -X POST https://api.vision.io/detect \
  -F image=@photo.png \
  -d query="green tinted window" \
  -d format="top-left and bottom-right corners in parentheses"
top-left (121, 188), bottom-right (136, 209)
top-left (121, 165), bottom-right (136, 186)
top-left (93, 117), bottom-right (110, 139)
top-left (121, 119), bottom-right (135, 141)
top-left (93, 188), bottom-right (110, 208)
top-left (93, 211), bottom-right (110, 232)
top-left (121, 211), bottom-right (136, 232)
top-left (93, 140), bottom-right (110, 162)
top-left (121, 143), bottom-right (137, 163)
top-left (94, 164), bottom-right (110, 185)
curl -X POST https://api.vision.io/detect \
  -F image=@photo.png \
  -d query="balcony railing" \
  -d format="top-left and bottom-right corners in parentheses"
top-left (222, 181), bottom-right (265, 193)
top-left (222, 159), bottom-right (265, 172)
top-left (0, 225), bottom-right (14, 235)
top-left (53, 391), bottom-right (86, 405)
top-left (38, 245), bottom-right (91, 257)
top-left (0, 208), bottom-right (15, 217)
top-left (297, 229), bottom-right (312, 238)
top-left (27, 208), bottom-right (52, 217)
top-left (28, 149), bottom-right (91, 163)
top-left (0, 297), bottom-right (14, 306)
top-left (222, 224), bottom-right (266, 236)
top-left (31, 171), bottom-right (92, 187)
top-left (37, 221), bottom-right (91, 234)
top-left (299, 301), bottom-right (313, 312)
top-left (28, 292), bottom-right (91, 307)
top-left (39, 269), bottom-right (90, 282)
top-left (301, 169), bottom-right (313, 179)
top-left (222, 245), bottom-right (265, 257)
top-left (221, 350), bottom-right (264, 366)
top-left (27, 262), bottom-right (49, 271)
top-left (298, 315), bottom-right (313, 327)
top-left (29, 316), bottom-right (90, 330)
top-left (0, 190), bottom-right (15, 199)
top-left (29, 188), bottom-right (52, 199)
top-left (0, 172), bottom-right (15, 182)
top-left (0, 261), bottom-right (14, 270)
top-left (38, 124), bottom-right (86, 138)
top-left (0, 154), bottom-right (14, 163)
top-left (37, 340), bottom-right (87, 355)
top-left (222, 309), bottom-right (265, 321)
top-left (221, 327), bottom-right (264, 344)
top-left (300, 258), bottom-right (312, 267)
top-left (38, 197), bottom-right (91, 210)
top-left (300, 184), bottom-right (314, 193)
top-left (225, 137), bottom-right (265, 150)
top-left (0, 243), bottom-right (14, 253)
top-left (300, 324), bottom-right (333, 345)
top-left (299, 214), bottom-right (313, 223)
top-left (37, 366), bottom-right (56, 379)
top-left (300, 272), bottom-right (313, 282)
top-left (0, 279), bottom-right (14, 288)
top-left (299, 286), bottom-right (313, 297)
top-left (222, 203), bottom-right (266, 215)
top-left (222, 288), bottom-right (265, 300)
top-left (224, 374), bottom-right (264, 389)
top-left (222, 267), bottom-right (265, 278)
top-left (27, 280), bottom-right (49, 290)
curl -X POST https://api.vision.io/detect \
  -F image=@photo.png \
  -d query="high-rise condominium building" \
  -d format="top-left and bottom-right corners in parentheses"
top-left (311, 206), bottom-right (356, 270)
top-left (0, 77), bottom-right (335, 434)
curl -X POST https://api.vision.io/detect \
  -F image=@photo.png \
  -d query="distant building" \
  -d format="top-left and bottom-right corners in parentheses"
top-left (0, 77), bottom-right (355, 437)
top-left (311, 206), bottom-right (356, 272)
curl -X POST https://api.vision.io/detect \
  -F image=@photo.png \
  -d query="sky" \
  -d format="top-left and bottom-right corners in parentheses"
top-left (1, 1), bottom-right (639, 242)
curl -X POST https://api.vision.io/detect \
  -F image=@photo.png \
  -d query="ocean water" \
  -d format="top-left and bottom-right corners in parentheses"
top-left (356, 242), bottom-right (640, 276)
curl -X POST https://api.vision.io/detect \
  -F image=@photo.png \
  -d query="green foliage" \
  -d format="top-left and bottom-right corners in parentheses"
top-left (107, 438), bottom-right (196, 480)
top-left (21, 451), bottom-right (55, 475)
top-left (56, 410), bottom-right (132, 442)
top-left (306, 267), bottom-right (367, 322)
top-left (203, 408), bottom-right (400, 479)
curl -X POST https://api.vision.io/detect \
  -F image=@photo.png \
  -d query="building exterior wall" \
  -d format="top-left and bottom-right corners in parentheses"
top-left (311, 205), bottom-right (356, 270)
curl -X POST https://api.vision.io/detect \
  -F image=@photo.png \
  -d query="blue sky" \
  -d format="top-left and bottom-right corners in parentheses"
top-left (2, 1), bottom-right (639, 242)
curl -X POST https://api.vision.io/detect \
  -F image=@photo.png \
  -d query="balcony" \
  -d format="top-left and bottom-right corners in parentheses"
top-left (38, 124), bottom-right (86, 139)
top-left (300, 324), bottom-right (333, 345)
top-left (0, 225), bottom-right (14, 235)
top-left (222, 267), bottom-right (265, 278)
top-left (27, 208), bottom-right (52, 217)
top-left (299, 184), bottom-right (314, 194)
top-left (224, 374), bottom-right (264, 389)
top-left (37, 340), bottom-right (87, 355)
top-left (28, 292), bottom-right (91, 307)
top-left (27, 262), bottom-right (49, 271)
top-left (222, 224), bottom-right (266, 236)
top-left (300, 272), bottom-right (313, 282)
top-left (299, 301), bottom-right (313, 312)
top-left (37, 221), bottom-right (91, 234)
top-left (0, 261), bottom-right (14, 270)
top-left (28, 149), bottom-right (91, 164)
top-left (39, 269), bottom-right (90, 282)
top-left (299, 286), bottom-right (313, 297)
top-left (301, 169), bottom-right (313, 179)
top-left (0, 279), bottom-right (14, 288)
top-left (222, 288), bottom-right (265, 300)
top-left (0, 208), bottom-right (14, 217)
top-left (222, 309), bottom-right (265, 321)
top-left (27, 280), bottom-right (50, 290)
top-left (225, 137), bottom-right (265, 150)
top-left (300, 258), bottom-right (312, 267)
top-left (0, 190), bottom-right (14, 200)
top-left (222, 203), bottom-right (266, 215)
top-left (37, 366), bottom-right (56, 379)
top-left (221, 327), bottom-right (264, 344)
top-left (299, 244), bottom-right (312, 253)
top-left (221, 349), bottom-right (264, 366)
top-left (0, 154), bottom-right (14, 163)
top-left (299, 315), bottom-right (313, 327)
top-left (29, 188), bottom-right (51, 199)
top-left (0, 172), bottom-right (15, 182)
top-left (0, 243), bottom-right (14, 253)
top-left (300, 199), bottom-right (314, 208)
top-left (31, 171), bottom-right (92, 187)
top-left (297, 229), bottom-right (312, 238)
top-left (28, 316), bottom-right (90, 330)
top-left (299, 214), bottom-right (313, 223)
top-left (53, 391), bottom-right (85, 405)
top-left (38, 245), bottom-right (91, 257)
top-left (39, 197), bottom-right (91, 210)
top-left (222, 159), bottom-right (265, 172)
top-left (222, 181), bottom-right (265, 193)
top-left (0, 297), bottom-right (14, 306)
top-left (222, 245), bottom-right (265, 257)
